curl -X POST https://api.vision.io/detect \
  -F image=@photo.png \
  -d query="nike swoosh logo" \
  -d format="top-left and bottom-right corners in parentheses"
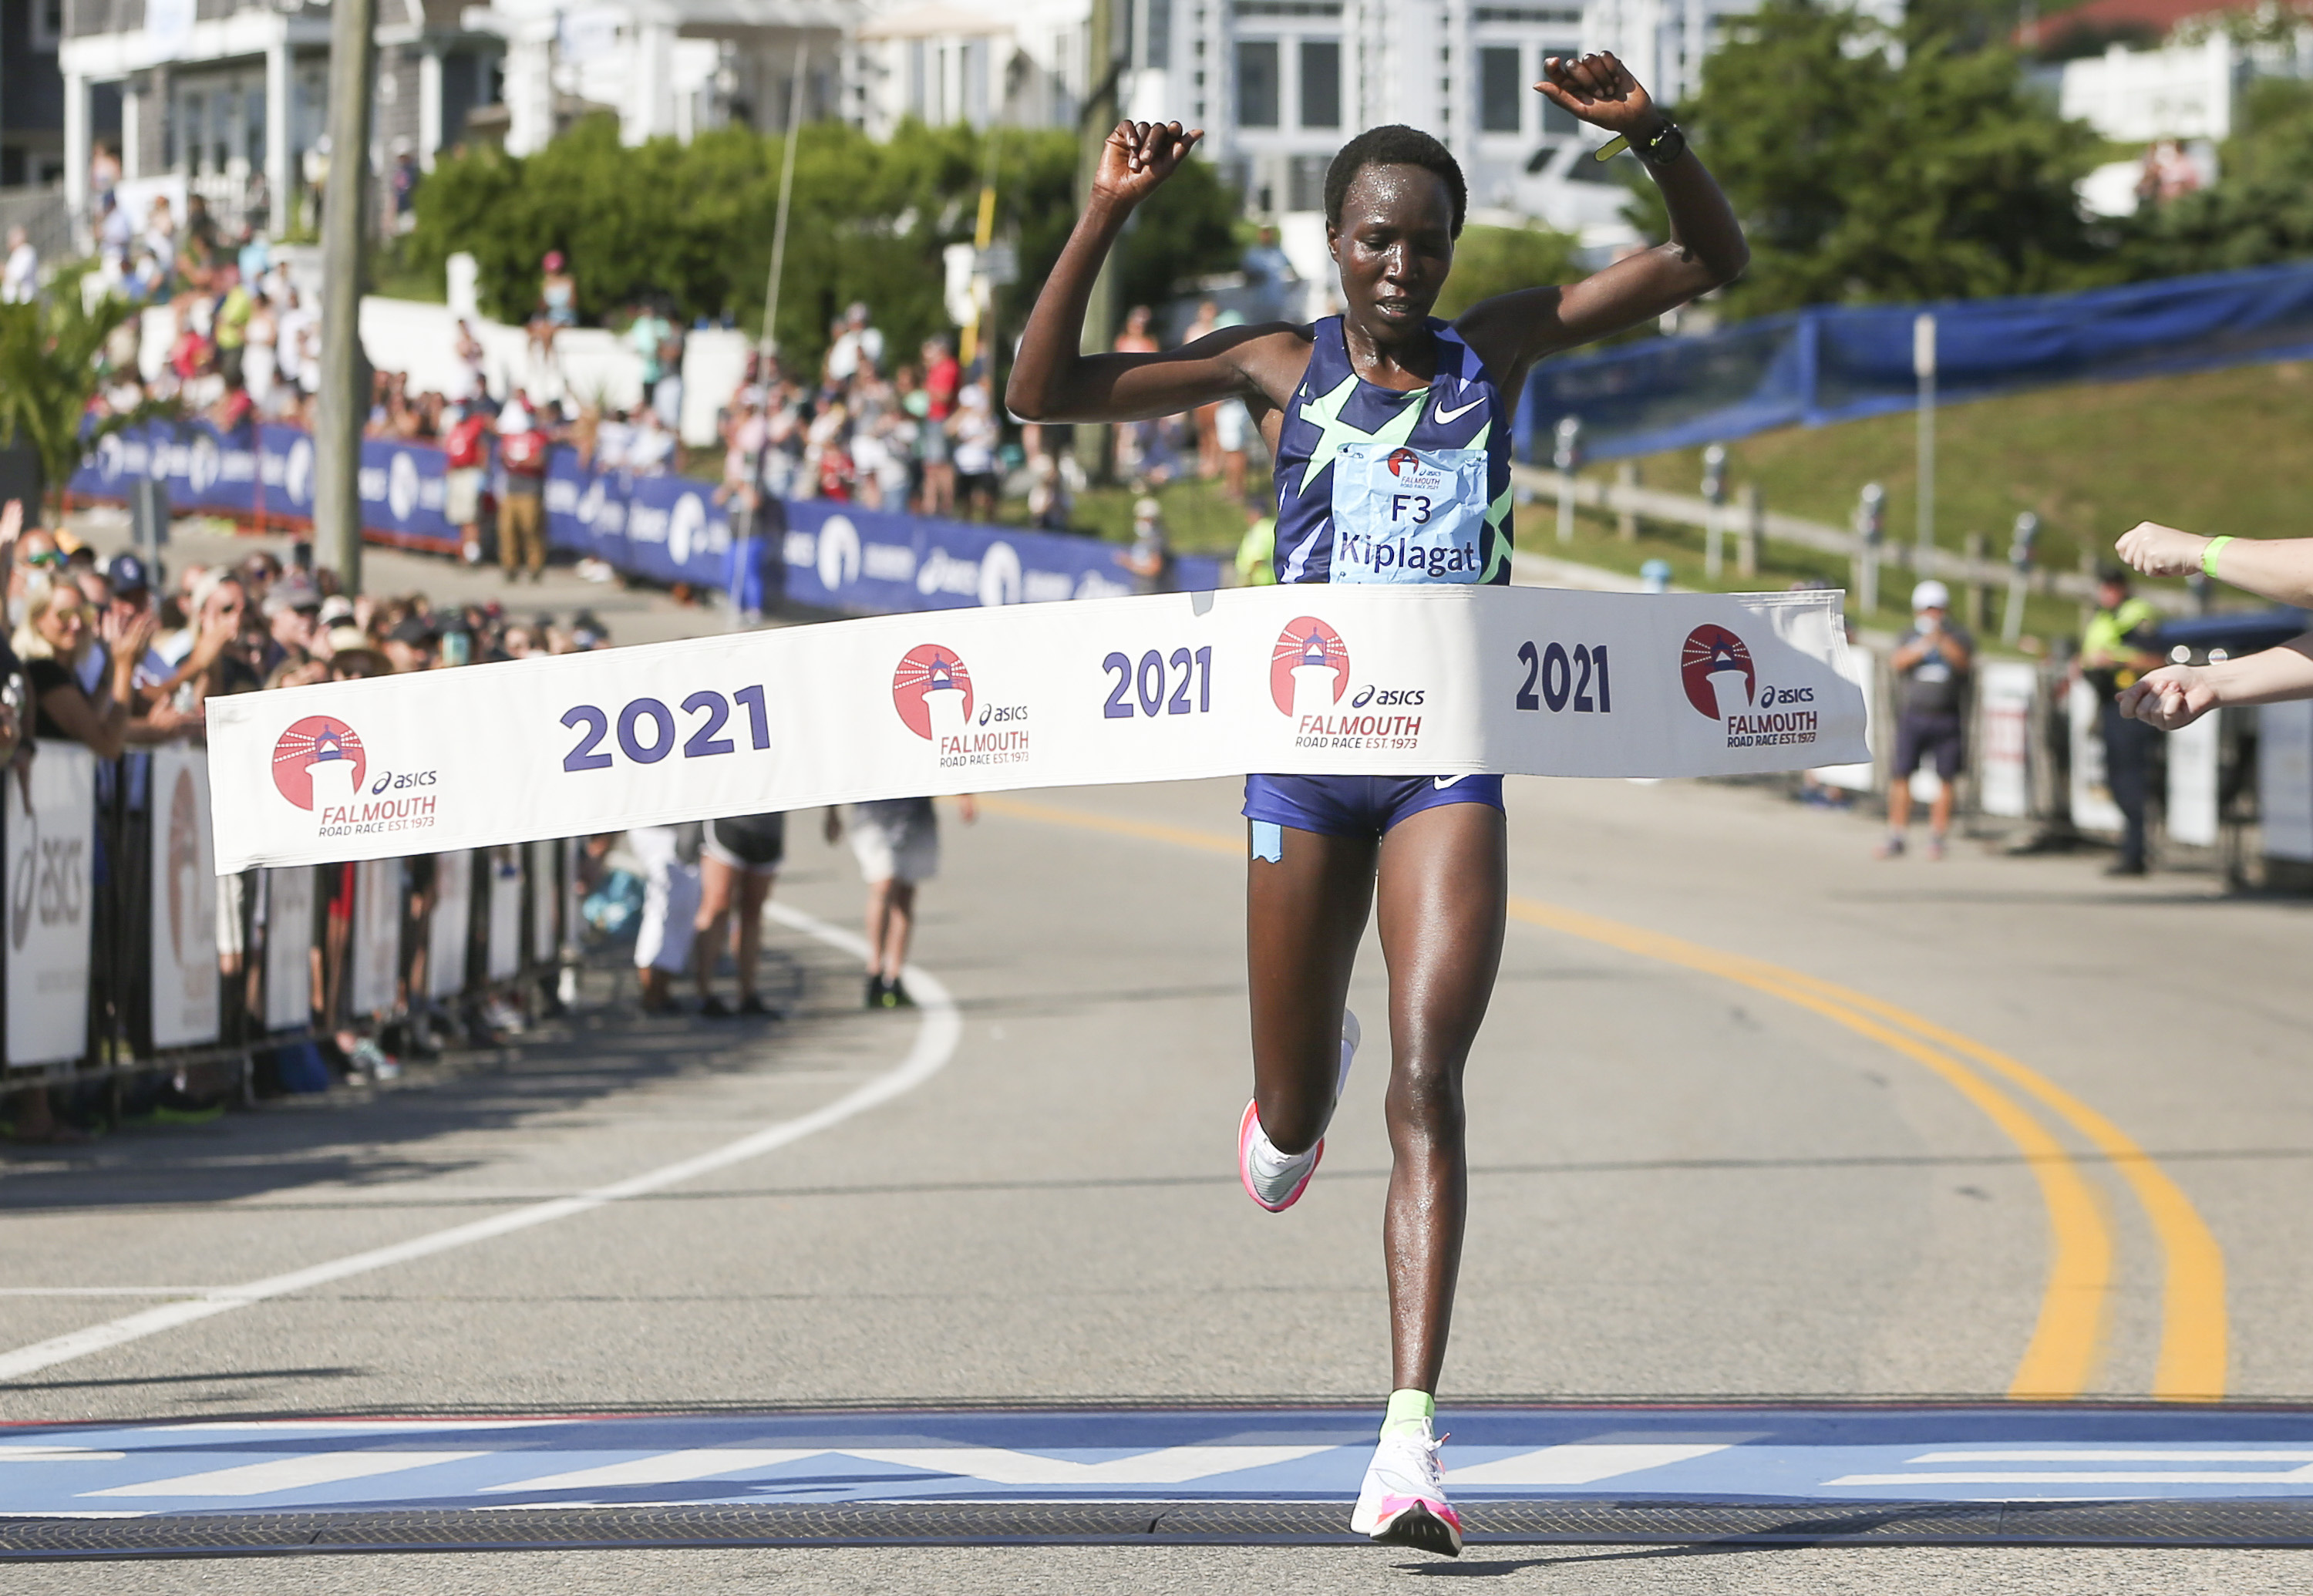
top-left (1434, 776), bottom-right (1467, 790)
top-left (1433, 396), bottom-right (1485, 424)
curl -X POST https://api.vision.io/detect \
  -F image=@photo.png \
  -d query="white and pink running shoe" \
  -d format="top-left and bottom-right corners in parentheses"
top-left (1238, 1011), bottom-right (1360, 1212)
top-left (1349, 1419), bottom-right (1463, 1557)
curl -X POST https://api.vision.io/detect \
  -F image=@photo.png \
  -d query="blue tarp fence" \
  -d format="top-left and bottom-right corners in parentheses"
top-left (1520, 259), bottom-right (2313, 463)
top-left (70, 422), bottom-right (1217, 615)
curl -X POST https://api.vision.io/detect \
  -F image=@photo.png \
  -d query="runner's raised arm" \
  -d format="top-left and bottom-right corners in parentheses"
top-left (1453, 52), bottom-right (1748, 390)
top-left (1008, 122), bottom-right (1297, 425)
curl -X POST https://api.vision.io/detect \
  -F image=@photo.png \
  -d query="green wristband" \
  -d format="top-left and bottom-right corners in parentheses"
top-left (2201, 535), bottom-right (2234, 578)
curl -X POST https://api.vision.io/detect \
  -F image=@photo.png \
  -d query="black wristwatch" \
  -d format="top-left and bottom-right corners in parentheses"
top-left (1631, 120), bottom-right (1686, 170)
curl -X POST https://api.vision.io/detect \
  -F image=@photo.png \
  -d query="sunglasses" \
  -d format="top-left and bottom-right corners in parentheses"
top-left (21, 550), bottom-right (66, 569)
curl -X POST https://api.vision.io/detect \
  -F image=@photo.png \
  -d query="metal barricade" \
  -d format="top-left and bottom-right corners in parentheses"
top-left (1, 737), bottom-right (576, 1119)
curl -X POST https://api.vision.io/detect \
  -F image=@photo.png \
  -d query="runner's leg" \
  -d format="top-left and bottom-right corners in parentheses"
top-left (736, 872), bottom-right (772, 1001)
top-left (693, 855), bottom-right (736, 1001)
top-left (862, 877), bottom-right (893, 983)
top-left (1373, 802), bottom-right (1506, 1392)
top-left (1246, 825), bottom-right (1376, 1154)
top-left (880, 880), bottom-right (917, 981)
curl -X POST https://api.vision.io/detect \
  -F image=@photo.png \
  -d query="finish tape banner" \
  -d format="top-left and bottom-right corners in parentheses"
top-left (203, 585), bottom-right (1867, 872)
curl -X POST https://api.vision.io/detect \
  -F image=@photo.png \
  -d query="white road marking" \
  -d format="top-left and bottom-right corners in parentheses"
top-left (481, 1449), bottom-right (825, 1493)
top-left (0, 903), bottom-right (958, 1383)
top-left (0, 1447), bottom-right (124, 1462)
top-left (1829, 1468), bottom-right (2313, 1487)
top-left (83, 1450), bottom-right (489, 1497)
top-left (1446, 1439), bottom-right (1751, 1487)
top-left (1911, 1450), bottom-right (2313, 1463)
top-left (838, 1445), bottom-right (1339, 1485)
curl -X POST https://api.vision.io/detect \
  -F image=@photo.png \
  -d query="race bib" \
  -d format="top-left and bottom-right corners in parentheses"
top-left (1328, 443), bottom-right (1489, 584)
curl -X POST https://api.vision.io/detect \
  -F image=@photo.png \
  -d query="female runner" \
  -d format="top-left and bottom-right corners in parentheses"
top-left (1008, 54), bottom-right (1746, 1557)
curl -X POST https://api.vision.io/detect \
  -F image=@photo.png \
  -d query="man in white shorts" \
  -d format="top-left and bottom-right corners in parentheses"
top-left (627, 823), bottom-right (701, 1015)
top-left (827, 796), bottom-right (973, 1008)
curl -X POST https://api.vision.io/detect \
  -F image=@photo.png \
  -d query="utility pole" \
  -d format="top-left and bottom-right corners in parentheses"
top-left (1073, 0), bottom-right (1120, 484)
top-left (759, 42), bottom-right (808, 366)
top-left (314, 0), bottom-right (376, 594)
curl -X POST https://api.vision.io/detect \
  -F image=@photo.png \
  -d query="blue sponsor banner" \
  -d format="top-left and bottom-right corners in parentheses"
top-left (74, 427), bottom-right (1220, 616)
top-left (257, 423), bottom-right (317, 520)
top-left (777, 498), bottom-right (1221, 615)
top-left (616, 472), bottom-right (734, 589)
top-left (74, 419), bottom-right (261, 517)
top-left (358, 437), bottom-right (458, 553)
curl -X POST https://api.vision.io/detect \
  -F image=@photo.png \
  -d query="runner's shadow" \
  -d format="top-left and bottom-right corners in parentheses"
top-left (1403, 1543), bottom-right (1793, 1575)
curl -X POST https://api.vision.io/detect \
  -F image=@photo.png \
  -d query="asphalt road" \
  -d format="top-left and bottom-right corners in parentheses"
top-left (6, 771), bottom-right (2313, 1589)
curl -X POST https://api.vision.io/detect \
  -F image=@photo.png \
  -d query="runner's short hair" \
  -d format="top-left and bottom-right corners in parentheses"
top-left (1325, 126), bottom-right (1467, 238)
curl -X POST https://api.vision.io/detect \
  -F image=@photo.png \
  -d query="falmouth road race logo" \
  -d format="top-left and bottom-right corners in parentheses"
top-left (1385, 446), bottom-right (1420, 478)
top-left (1271, 618), bottom-right (1351, 716)
top-left (891, 645), bottom-right (975, 740)
top-left (1680, 623), bottom-right (1822, 750)
top-left (893, 644), bottom-right (1030, 770)
top-left (272, 716), bottom-right (367, 810)
top-left (1680, 625), bottom-right (1756, 720)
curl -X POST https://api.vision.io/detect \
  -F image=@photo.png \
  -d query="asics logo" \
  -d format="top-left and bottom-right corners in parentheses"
top-left (1433, 396), bottom-right (1485, 424)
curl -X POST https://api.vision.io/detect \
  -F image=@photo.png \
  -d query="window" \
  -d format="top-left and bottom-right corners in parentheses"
top-left (1473, 5), bottom-right (1579, 19)
top-left (1299, 39), bottom-right (1339, 129)
top-left (1540, 46), bottom-right (1578, 132)
top-left (1236, 39), bottom-right (1279, 127)
top-left (1478, 45), bottom-right (1520, 132)
top-left (908, 40), bottom-right (927, 116)
top-left (1146, 0), bottom-right (1171, 69)
top-left (1234, 0), bottom-right (1342, 13)
top-left (32, 0), bottom-right (62, 50)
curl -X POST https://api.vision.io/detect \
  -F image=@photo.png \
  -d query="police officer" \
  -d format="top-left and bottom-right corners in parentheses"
top-left (2080, 563), bottom-right (2164, 875)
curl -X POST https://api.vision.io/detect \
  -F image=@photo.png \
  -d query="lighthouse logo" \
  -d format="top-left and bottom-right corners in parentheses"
top-left (272, 716), bottom-right (367, 810)
top-left (891, 645), bottom-right (975, 741)
top-left (1271, 618), bottom-right (1350, 716)
top-left (1680, 625), bottom-right (1755, 721)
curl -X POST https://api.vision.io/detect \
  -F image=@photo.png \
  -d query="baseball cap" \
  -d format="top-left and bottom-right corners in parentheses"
top-left (387, 616), bottom-right (436, 648)
top-left (262, 574), bottom-right (321, 617)
top-left (1911, 579), bottom-right (1951, 612)
top-left (317, 594), bottom-right (355, 627)
top-left (105, 551), bottom-right (150, 594)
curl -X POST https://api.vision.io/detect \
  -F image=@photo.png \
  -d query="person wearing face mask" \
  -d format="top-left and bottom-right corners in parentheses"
top-left (1006, 62), bottom-right (1745, 1558)
top-left (1878, 580), bottom-right (1974, 860)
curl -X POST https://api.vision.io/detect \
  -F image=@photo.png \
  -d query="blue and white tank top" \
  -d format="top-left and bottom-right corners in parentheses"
top-left (1271, 316), bottom-right (1513, 586)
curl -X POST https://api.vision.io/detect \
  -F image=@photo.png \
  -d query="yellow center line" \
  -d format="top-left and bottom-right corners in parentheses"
top-left (976, 791), bottom-right (2227, 1402)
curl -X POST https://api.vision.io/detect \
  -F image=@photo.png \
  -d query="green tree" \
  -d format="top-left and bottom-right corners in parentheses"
top-left (1436, 223), bottom-right (1584, 318)
top-left (2126, 78), bottom-right (2313, 275)
top-left (0, 275), bottom-right (154, 524)
top-left (404, 121), bottom-right (1241, 378)
top-left (1631, 0), bottom-right (2112, 314)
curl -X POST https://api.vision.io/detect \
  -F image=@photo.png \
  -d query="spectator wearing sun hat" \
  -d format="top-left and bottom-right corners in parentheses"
top-left (1878, 578), bottom-right (1975, 861)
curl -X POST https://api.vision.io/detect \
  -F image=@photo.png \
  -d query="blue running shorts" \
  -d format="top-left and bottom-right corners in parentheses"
top-left (1243, 773), bottom-right (1504, 854)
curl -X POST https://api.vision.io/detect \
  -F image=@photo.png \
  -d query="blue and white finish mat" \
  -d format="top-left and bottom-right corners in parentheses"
top-left (6, 1405), bottom-right (2313, 1519)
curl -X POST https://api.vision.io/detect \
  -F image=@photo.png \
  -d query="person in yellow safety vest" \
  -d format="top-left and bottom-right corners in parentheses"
top-left (1234, 505), bottom-right (1277, 586)
top-left (2079, 562), bottom-right (2165, 876)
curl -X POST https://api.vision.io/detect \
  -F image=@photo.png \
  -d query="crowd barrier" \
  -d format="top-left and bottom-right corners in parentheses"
top-left (2, 737), bottom-right (576, 1101)
top-left (1840, 640), bottom-right (2295, 883)
top-left (67, 422), bottom-right (1221, 615)
top-left (1524, 259), bottom-right (2313, 462)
